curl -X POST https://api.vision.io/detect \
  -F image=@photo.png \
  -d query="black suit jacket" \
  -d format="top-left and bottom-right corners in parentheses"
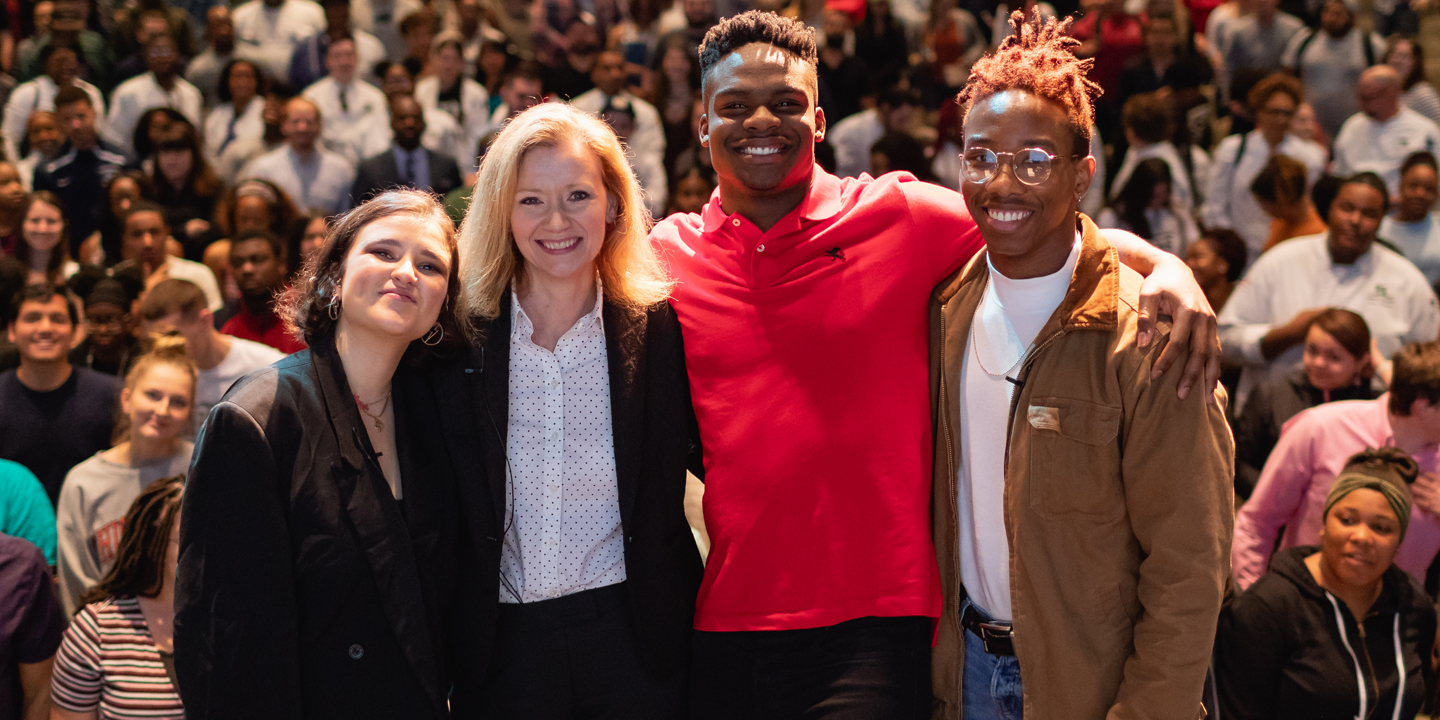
top-left (175, 341), bottom-right (457, 720)
top-left (350, 147), bottom-right (463, 206)
top-left (430, 294), bottom-right (704, 717)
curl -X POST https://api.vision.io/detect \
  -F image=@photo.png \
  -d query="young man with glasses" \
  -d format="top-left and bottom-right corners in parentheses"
top-left (650, 10), bottom-right (1223, 717)
top-left (927, 12), bottom-right (1231, 719)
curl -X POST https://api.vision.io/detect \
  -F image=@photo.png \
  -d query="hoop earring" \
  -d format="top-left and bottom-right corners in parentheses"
top-left (327, 294), bottom-right (341, 320)
top-left (421, 323), bottom-right (443, 346)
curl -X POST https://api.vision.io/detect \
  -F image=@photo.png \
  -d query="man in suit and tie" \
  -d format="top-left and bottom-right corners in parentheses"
top-left (350, 94), bottom-right (462, 206)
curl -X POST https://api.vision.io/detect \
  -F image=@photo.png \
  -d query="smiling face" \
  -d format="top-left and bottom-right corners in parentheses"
top-left (1321, 487), bottom-right (1402, 589)
top-left (1388, 39), bottom-right (1416, 80)
top-left (1303, 324), bottom-right (1369, 390)
top-left (1327, 181), bottom-right (1385, 264)
top-left (27, 111), bottom-right (63, 158)
top-left (702, 43), bottom-right (823, 197)
top-left (0, 164), bottom-right (27, 211)
top-left (23, 199), bottom-right (64, 254)
top-left (1184, 237), bottom-right (1229, 287)
top-left (434, 44), bottom-right (464, 86)
top-left (336, 215), bottom-right (451, 343)
top-left (961, 89), bottom-right (1094, 278)
top-left (1398, 162), bottom-right (1439, 222)
top-left (326, 38), bottom-right (358, 84)
top-left (228, 61), bottom-right (258, 106)
top-left (121, 362), bottom-right (193, 443)
top-left (84, 301), bottom-right (129, 350)
top-left (510, 140), bottom-right (613, 287)
top-left (8, 294), bottom-right (75, 364)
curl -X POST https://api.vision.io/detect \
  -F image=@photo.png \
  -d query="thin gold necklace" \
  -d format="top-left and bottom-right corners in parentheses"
top-left (353, 392), bottom-right (392, 432)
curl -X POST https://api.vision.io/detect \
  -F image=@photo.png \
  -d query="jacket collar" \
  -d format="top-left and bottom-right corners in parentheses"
top-left (308, 339), bottom-right (444, 705)
top-left (934, 213), bottom-right (1121, 340)
top-left (699, 164), bottom-right (848, 235)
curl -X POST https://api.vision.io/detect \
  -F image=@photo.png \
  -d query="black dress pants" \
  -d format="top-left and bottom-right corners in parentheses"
top-left (479, 582), bottom-right (686, 719)
top-left (688, 615), bottom-right (932, 720)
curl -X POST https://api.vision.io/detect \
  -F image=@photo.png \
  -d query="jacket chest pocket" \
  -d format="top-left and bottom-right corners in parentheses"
top-left (1025, 396), bottom-right (1123, 519)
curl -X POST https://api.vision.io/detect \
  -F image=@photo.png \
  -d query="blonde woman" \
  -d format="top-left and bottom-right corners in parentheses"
top-left (434, 102), bottom-right (702, 719)
top-left (55, 336), bottom-right (197, 617)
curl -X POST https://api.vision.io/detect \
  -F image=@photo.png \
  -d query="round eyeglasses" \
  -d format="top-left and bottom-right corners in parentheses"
top-left (960, 148), bottom-right (1084, 186)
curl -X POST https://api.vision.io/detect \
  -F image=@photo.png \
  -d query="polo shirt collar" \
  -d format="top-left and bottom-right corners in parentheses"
top-left (699, 164), bottom-right (847, 235)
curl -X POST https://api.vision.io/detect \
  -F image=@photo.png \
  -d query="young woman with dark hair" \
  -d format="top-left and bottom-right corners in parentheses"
top-left (148, 119), bottom-right (224, 262)
top-left (50, 474), bottom-right (186, 720)
top-left (1385, 37), bottom-right (1440, 130)
top-left (175, 189), bottom-right (464, 719)
top-left (1232, 308), bottom-right (1380, 498)
top-left (203, 59), bottom-right (267, 162)
top-left (1099, 157), bottom-right (1191, 254)
top-left (80, 171), bottom-right (153, 267)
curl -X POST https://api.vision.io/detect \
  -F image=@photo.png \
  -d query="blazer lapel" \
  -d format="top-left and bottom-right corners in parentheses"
top-left (480, 297), bottom-right (513, 530)
top-left (312, 347), bottom-right (441, 704)
top-left (603, 301), bottom-right (646, 532)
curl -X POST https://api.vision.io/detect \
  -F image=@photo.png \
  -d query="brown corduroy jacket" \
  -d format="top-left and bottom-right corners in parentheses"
top-left (927, 215), bottom-right (1234, 720)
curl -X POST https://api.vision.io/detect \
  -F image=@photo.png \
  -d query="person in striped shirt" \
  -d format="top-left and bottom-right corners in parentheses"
top-left (50, 475), bottom-right (184, 720)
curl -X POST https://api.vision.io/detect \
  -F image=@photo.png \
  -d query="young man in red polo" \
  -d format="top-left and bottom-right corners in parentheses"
top-left (927, 12), bottom-right (1231, 719)
top-left (648, 11), bottom-right (1222, 717)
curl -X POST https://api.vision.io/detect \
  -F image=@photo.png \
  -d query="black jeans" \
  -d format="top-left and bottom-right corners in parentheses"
top-left (688, 616), bottom-right (932, 720)
top-left (478, 582), bottom-right (686, 719)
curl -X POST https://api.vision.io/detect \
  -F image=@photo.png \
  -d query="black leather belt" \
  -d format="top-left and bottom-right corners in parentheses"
top-left (961, 603), bottom-right (1015, 657)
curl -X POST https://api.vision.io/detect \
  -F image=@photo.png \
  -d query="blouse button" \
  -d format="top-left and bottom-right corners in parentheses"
top-left (731, 218), bottom-right (741, 227)
top-left (757, 244), bottom-right (766, 253)
top-left (348, 644), bottom-right (364, 660)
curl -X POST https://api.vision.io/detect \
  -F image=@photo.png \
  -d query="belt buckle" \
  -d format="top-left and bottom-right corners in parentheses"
top-left (977, 621), bottom-right (1013, 655)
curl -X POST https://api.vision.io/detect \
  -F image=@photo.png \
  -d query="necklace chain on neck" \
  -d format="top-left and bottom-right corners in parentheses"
top-left (354, 391), bottom-right (392, 432)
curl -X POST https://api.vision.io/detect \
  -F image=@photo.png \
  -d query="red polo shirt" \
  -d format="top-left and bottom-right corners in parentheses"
top-left (220, 304), bottom-right (308, 354)
top-left (652, 167), bottom-right (984, 632)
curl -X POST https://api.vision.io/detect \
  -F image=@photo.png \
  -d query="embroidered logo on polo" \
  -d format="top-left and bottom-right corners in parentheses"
top-left (825, 247), bottom-right (846, 261)
top-left (1370, 284), bottom-right (1395, 307)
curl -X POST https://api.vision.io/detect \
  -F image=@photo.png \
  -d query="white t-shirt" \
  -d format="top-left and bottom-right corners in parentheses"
top-left (1381, 213), bottom-right (1440, 286)
top-left (196, 337), bottom-right (286, 425)
top-left (958, 233), bottom-right (1081, 622)
top-left (1332, 108), bottom-right (1440, 197)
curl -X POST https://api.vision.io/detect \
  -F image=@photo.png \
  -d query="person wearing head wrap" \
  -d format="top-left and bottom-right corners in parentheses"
top-left (67, 276), bottom-right (140, 376)
top-left (1215, 447), bottom-right (1439, 720)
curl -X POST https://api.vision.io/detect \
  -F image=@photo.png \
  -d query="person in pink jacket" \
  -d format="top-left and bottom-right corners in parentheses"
top-left (1233, 341), bottom-right (1440, 590)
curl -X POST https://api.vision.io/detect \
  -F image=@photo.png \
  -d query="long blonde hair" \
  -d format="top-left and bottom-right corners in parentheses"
top-left (457, 102), bottom-right (673, 320)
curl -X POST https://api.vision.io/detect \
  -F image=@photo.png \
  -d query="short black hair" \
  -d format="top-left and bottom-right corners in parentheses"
top-left (124, 199), bottom-right (168, 230)
top-left (1401, 151), bottom-right (1438, 179)
top-left (1199, 228), bottom-right (1248, 283)
top-left (1340, 171), bottom-right (1391, 215)
top-left (698, 11), bottom-right (817, 88)
top-left (232, 228), bottom-right (285, 259)
top-left (1311, 174), bottom-right (1345, 220)
top-left (8, 283), bottom-right (78, 327)
top-left (53, 85), bottom-right (92, 110)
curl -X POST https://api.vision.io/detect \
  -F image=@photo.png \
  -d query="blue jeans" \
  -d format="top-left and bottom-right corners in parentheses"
top-left (962, 620), bottom-right (1024, 720)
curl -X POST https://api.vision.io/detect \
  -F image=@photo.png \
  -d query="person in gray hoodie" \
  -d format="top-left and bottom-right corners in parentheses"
top-left (55, 336), bottom-right (196, 616)
top-left (1215, 446), bottom-right (1438, 720)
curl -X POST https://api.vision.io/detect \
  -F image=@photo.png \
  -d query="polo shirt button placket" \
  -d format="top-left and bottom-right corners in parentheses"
top-left (732, 218), bottom-right (741, 227)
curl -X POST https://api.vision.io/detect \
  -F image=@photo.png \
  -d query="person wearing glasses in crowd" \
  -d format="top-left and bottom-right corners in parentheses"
top-left (174, 190), bottom-right (463, 719)
top-left (68, 277), bottom-right (140, 377)
top-left (433, 102), bottom-right (702, 718)
top-left (650, 11), bottom-right (1220, 717)
top-left (926, 12), bottom-right (1230, 719)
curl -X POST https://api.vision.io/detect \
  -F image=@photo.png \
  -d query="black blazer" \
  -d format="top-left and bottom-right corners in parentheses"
top-left (430, 294), bottom-right (704, 717)
top-left (350, 147), bottom-right (463, 206)
top-left (175, 342), bottom-right (457, 720)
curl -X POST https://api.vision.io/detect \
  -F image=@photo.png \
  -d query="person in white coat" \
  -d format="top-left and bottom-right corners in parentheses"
top-left (570, 49), bottom-right (666, 216)
top-left (1202, 73), bottom-right (1326, 266)
top-left (230, 0), bottom-right (326, 82)
top-left (2, 44), bottom-right (105, 165)
top-left (104, 34), bottom-right (203, 159)
top-left (415, 32), bottom-right (491, 173)
top-left (238, 97), bottom-right (356, 214)
top-left (203, 58), bottom-right (266, 162)
top-left (1332, 66), bottom-right (1440, 198)
top-left (302, 35), bottom-right (391, 165)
